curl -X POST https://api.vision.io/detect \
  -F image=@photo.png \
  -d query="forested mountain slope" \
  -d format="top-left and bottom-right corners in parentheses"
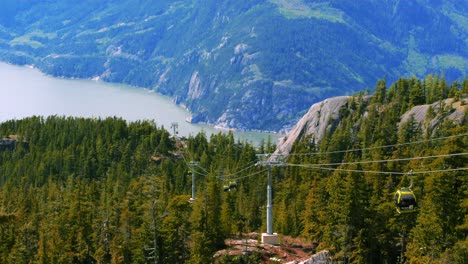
top-left (0, 76), bottom-right (466, 263)
top-left (0, 0), bottom-right (467, 131)
top-left (277, 76), bottom-right (468, 155)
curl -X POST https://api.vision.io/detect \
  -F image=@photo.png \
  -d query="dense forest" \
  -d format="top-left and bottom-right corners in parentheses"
top-left (0, 76), bottom-right (467, 263)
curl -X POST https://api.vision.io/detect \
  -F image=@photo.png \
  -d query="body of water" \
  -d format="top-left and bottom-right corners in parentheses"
top-left (0, 62), bottom-right (281, 145)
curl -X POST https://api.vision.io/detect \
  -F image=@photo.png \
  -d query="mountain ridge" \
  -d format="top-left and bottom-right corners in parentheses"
top-left (0, 0), bottom-right (466, 132)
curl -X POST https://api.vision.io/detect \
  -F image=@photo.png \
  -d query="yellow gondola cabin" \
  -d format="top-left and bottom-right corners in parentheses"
top-left (394, 187), bottom-right (417, 213)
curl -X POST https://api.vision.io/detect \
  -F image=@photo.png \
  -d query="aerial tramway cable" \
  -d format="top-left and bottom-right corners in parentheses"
top-left (286, 152), bottom-right (468, 167)
top-left (287, 133), bottom-right (468, 157)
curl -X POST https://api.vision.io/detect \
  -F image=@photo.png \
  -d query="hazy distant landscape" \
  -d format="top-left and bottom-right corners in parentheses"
top-left (0, 0), bottom-right (466, 131)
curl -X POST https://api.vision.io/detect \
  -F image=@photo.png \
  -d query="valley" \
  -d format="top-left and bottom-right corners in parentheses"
top-left (0, 0), bottom-right (466, 131)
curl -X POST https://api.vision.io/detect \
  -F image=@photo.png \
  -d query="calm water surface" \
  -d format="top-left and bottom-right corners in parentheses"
top-left (0, 62), bottom-right (281, 145)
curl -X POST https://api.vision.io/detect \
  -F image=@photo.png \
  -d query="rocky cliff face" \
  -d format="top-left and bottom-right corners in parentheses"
top-left (275, 96), bottom-right (351, 155)
top-left (276, 96), bottom-right (467, 155)
top-left (399, 98), bottom-right (468, 131)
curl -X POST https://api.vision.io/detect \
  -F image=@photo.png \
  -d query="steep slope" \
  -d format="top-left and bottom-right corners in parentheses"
top-left (276, 79), bottom-right (468, 155)
top-left (0, 0), bottom-right (466, 131)
top-left (275, 95), bottom-right (354, 155)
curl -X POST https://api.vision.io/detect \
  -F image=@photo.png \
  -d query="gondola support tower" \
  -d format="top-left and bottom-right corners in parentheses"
top-left (188, 161), bottom-right (199, 203)
top-left (256, 154), bottom-right (285, 245)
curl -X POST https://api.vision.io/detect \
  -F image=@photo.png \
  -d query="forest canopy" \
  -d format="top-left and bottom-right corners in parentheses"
top-left (0, 76), bottom-right (467, 263)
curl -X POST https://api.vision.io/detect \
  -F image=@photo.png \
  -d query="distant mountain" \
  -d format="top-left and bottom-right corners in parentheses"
top-left (0, 0), bottom-right (466, 131)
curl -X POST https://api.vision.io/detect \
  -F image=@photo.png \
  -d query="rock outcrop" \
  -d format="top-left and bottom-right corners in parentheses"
top-left (286, 250), bottom-right (333, 264)
top-left (275, 96), bottom-right (351, 155)
top-left (276, 96), bottom-right (467, 155)
top-left (399, 98), bottom-right (468, 130)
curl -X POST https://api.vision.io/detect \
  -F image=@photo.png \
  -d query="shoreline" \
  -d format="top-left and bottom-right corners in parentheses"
top-left (0, 61), bottom-right (284, 144)
top-left (2, 61), bottom-right (288, 135)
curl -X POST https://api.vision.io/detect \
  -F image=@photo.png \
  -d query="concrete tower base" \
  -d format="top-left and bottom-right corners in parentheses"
top-left (261, 233), bottom-right (279, 245)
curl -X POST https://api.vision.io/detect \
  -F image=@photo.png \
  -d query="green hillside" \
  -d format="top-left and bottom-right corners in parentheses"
top-left (0, 0), bottom-right (466, 132)
top-left (0, 77), bottom-right (466, 263)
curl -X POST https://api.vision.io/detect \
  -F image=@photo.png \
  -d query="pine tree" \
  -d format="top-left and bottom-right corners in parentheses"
top-left (373, 79), bottom-right (387, 105)
top-left (301, 179), bottom-right (323, 242)
top-left (161, 195), bottom-right (192, 263)
top-left (189, 175), bottom-right (225, 264)
top-left (409, 80), bottom-right (425, 107)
